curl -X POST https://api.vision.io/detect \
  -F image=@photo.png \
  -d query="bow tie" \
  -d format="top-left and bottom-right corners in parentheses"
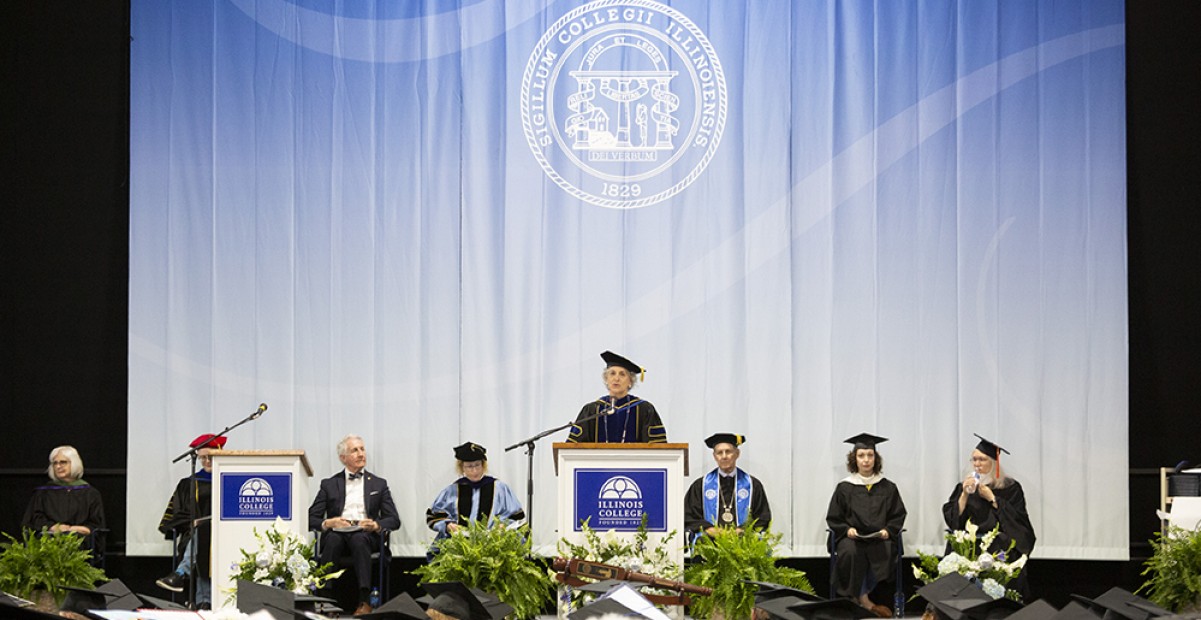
top-left (348, 471), bottom-right (364, 481)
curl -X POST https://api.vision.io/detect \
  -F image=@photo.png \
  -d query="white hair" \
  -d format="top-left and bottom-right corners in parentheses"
top-left (336, 434), bottom-right (364, 456)
top-left (48, 445), bottom-right (84, 482)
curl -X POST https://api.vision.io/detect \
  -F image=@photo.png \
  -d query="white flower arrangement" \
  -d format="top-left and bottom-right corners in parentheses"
top-left (228, 517), bottom-right (343, 602)
top-left (555, 517), bottom-right (680, 613)
top-left (914, 519), bottom-right (1026, 601)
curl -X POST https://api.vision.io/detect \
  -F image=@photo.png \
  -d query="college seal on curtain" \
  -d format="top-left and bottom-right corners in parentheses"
top-left (522, 0), bottom-right (727, 209)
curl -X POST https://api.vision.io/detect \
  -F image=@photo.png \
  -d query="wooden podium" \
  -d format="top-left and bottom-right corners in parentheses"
top-left (553, 442), bottom-right (688, 568)
top-left (208, 449), bottom-right (313, 609)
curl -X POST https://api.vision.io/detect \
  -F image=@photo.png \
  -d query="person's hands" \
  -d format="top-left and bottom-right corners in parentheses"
top-left (878, 529), bottom-right (889, 540)
top-left (847, 527), bottom-right (860, 539)
top-left (978, 484), bottom-right (996, 504)
top-left (448, 522), bottom-right (461, 534)
top-left (360, 518), bottom-right (379, 533)
top-left (323, 517), bottom-right (353, 530)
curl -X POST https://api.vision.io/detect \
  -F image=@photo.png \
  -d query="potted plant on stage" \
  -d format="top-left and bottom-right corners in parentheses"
top-left (228, 517), bottom-right (343, 603)
top-left (555, 516), bottom-right (681, 615)
top-left (912, 519), bottom-right (1026, 603)
top-left (684, 520), bottom-right (813, 620)
top-left (413, 519), bottom-right (553, 619)
top-left (0, 528), bottom-right (107, 611)
top-left (1139, 525), bottom-right (1201, 613)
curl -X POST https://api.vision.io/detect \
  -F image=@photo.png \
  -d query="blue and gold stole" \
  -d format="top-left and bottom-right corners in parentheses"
top-left (702, 468), bottom-right (753, 526)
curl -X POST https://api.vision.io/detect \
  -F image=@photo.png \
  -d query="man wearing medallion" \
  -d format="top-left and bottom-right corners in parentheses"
top-left (684, 433), bottom-right (771, 544)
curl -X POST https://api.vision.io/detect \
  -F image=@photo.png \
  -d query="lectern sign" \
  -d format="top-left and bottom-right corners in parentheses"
top-left (220, 473), bottom-right (293, 520)
top-left (573, 468), bottom-right (667, 531)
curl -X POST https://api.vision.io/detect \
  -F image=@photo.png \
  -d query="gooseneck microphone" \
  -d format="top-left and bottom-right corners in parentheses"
top-left (250, 402), bottom-right (268, 419)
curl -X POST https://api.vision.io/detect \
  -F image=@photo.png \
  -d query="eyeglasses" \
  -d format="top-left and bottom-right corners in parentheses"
top-left (51, 460), bottom-right (71, 466)
top-left (462, 462), bottom-right (484, 470)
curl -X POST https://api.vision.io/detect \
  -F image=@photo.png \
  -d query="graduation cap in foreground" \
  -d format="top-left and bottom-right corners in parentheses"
top-left (360, 591), bottom-right (429, 620)
top-left (785, 598), bottom-right (878, 620)
top-left (1047, 601), bottom-right (1103, 620)
top-left (1071, 588), bottom-right (1171, 620)
top-left (844, 434), bottom-right (888, 450)
top-left (0, 592), bottom-right (60, 620)
top-left (567, 583), bottom-right (671, 620)
top-left (60, 585), bottom-right (130, 619)
top-left (747, 580), bottom-right (824, 605)
top-left (937, 595), bottom-right (1025, 620)
top-left (601, 351), bottom-right (645, 379)
top-left (973, 434), bottom-right (1011, 460)
top-left (422, 582), bottom-right (511, 620)
top-left (237, 579), bottom-right (339, 620)
top-left (917, 574), bottom-right (994, 620)
top-left (704, 433), bottom-right (746, 449)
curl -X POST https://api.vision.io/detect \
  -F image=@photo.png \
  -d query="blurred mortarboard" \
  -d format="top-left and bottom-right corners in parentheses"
top-left (237, 579), bottom-right (337, 620)
top-left (973, 434), bottom-right (1011, 460)
top-left (1048, 601), bottom-right (1103, 620)
top-left (422, 582), bottom-right (510, 620)
top-left (746, 580), bottom-right (823, 605)
top-left (88, 578), bottom-right (144, 611)
top-left (917, 574), bottom-right (993, 620)
top-left (1004, 600), bottom-right (1060, 620)
top-left (1075, 588), bottom-right (1171, 620)
top-left (705, 433), bottom-right (745, 449)
top-left (134, 592), bottom-right (190, 610)
top-left (601, 351), bottom-right (644, 378)
top-left (0, 592), bottom-right (60, 620)
top-left (360, 591), bottom-right (428, 620)
top-left (567, 583), bottom-right (671, 620)
top-left (940, 595), bottom-right (1025, 620)
top-left (785, 598), bottom-right (878, 620)
top-left (60, 585), bottom-right (125, 619)
top-left (453, 442), bottom-right (488, 462)
top-left (843, 434), bottom-right (888, 449)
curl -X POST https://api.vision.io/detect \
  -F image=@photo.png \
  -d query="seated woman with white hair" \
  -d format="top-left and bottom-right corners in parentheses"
top-left (22, 445), bottom-right (106, 540)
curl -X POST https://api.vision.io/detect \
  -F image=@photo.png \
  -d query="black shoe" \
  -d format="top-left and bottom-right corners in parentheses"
top-left (156, 572), bottom-right (187, 592)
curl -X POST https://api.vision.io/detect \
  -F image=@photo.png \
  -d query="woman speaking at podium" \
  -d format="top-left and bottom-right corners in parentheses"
top-left (566, 351), bottom-right (666, 443)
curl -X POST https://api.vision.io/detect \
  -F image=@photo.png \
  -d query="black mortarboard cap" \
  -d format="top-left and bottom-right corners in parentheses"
top-left (89, 579), bottom-right (142, 611)
top-left (0, 593), bottom-right (59, 620)
top-left (746, 580), bottom-right (823, 605)
top-left (973, 434), bottom-right (1011, 460)
top-left (237, 580), bottom-right (301, 620)
top-left (360, 591), bottom-right (429, 620)
top-left (454, 442), bottom-right (488, 462)
top-left (1048, 601), bottom-right (1103, 620)
top-left (567, 583), bottom-right (664, 620)
top-left (917, 574), bottom-right (994, 620)
top-left (134, 592), bottom-right (190, 610)
top-left (601, 351), bottom-right (644, 376)
top-left (844, 433), bottom-right (888, 449)
top-left (705, 433), bottom-right (745, 449)
top-left (941, 595), bottom-right (1025, 620)
top-left (1004, 600), bottom-right (1060, 620)
top-left (423, 582), bottom-right (508, 620)
top-left (786, 598), bottom-right (878, 620)
top-left (1071, 588), bottom-right (1171, 620)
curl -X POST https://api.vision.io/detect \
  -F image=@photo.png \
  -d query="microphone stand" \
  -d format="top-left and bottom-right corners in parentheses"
top-left (504, 405), bottom-right (615, 535)
top-left (170, 403), bottom-right (267, 609)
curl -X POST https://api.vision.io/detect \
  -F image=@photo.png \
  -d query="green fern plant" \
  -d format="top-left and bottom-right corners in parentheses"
top-left (684, 521), bottom-right (812, 620)
top-left (1138, 525), bottom-right (1201, 612)
top-left (412, 520), bottom-right (552, 618)
top-left (0, 529), bottom-right (107, 604)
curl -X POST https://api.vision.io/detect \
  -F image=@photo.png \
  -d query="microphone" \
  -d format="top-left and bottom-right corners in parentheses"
top-left (250, 403), bottom-right (268, 419)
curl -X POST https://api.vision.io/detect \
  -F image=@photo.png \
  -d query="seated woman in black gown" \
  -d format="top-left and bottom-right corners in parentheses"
top-left (23, 445), bottom-right (106, 544)
top-left (825, 433), bottom-right (906, 618)
top-left (941, 434), bottom-right (1036, 599)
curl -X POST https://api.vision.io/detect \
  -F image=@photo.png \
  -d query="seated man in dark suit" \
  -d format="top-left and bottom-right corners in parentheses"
top-left (308, 434), bottom-right (401, 615)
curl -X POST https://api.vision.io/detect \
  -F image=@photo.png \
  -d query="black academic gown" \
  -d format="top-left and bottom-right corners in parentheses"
top-left (23, 481), bottom-right (106, 533)
top-left (942, 479), bottom-right (1036, 598)
top-left (157, 475), bottom-right (213, 576)
top-left (683, 470), bottom-right (772, 538)
top-left (567, 395), bottom-right (667, 443)
top-left (826, 478), bottom-right (907, 597)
